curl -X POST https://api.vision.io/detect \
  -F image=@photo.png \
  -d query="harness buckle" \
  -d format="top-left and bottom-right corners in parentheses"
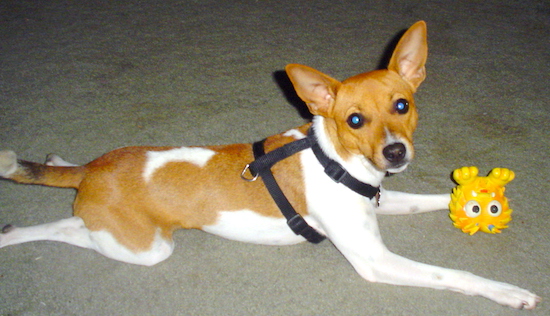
top-left (287, 214), bottom-right (309, 235)
top-left (240, 164), bottom-right (259, 182)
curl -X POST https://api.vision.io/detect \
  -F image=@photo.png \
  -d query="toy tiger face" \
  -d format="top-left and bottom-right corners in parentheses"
top-left (449, 166), bottom-right (514, 235)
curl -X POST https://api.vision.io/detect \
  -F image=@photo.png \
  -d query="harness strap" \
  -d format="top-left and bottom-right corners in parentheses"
top-left (250, 137), bottom-right (313, 171)
top-left (245, 127), bottom-right (381, 244)
top-left (309, 131), bottom-right (381, 202)
top-left (250, 138), bottom-right (326, 244)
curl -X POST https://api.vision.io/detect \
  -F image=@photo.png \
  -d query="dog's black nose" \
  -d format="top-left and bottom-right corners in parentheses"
top-left (383, 143), bottom-right (406, 163)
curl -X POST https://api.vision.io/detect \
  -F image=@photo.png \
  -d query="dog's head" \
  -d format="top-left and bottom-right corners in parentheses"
top-left (286, 21), bottom-right (428, 173)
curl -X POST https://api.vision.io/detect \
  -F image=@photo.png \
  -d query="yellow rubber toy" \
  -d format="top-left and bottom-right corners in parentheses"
top-left (449, 166), bottom-right (514, 235)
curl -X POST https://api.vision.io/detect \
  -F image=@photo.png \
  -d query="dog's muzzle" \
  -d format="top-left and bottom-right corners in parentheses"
top-left (383, 142), bottom-right (410, 172)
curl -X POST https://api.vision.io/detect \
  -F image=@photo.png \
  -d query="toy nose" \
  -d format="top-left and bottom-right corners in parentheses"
top-left (383, 143), bottom-right (406, 163)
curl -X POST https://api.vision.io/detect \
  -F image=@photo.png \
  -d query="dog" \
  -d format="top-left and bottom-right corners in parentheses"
top-left (0, 21), bottom-right (540, 309)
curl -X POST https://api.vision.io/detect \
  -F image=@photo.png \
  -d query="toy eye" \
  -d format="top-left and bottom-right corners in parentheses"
top-left (394, 98), bottom-right (409, 114)
top-left (464, 200), bottom-right (481, 218)
top-left (347, 113), bottom-right (365, 129)
top-left (487, 200), bottom-right (502, 217)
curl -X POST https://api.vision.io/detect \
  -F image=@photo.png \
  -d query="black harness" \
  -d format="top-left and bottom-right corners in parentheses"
top-left (242, 128), bottom-right (380, 244)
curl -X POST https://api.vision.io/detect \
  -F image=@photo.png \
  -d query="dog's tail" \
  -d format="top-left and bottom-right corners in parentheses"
top-left (0, 150), bottom-right (85, 189)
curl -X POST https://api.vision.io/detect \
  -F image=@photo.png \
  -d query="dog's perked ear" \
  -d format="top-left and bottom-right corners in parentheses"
top-left (285, 64), bottom-right (342, 117)
top-left (387, 20), bottom-right (428, 91)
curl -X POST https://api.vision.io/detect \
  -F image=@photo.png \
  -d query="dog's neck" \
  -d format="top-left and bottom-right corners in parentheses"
top-left (311, 116), bottom-right (386, 187)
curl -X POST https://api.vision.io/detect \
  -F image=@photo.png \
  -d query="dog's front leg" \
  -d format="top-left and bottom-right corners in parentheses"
top-left (375, 189), bottom-right (450, 215)
top-left (314, 199), bottom-right (540, 309)
top-left (358, 249), bottom-right (540, 309)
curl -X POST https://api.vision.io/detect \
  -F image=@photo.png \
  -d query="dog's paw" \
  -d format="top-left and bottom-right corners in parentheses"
top-left (484, 281), bottom-right (541, 310)
top-left (2, 224), bottom-right (15, 234)
top-left (0, 150), bottom-right (18, 178)
top-left (0, 224), bottom-right (16, 248)
top-left (45, 154), bottom-right (59, 166)
top-left (45, 153), bottom-right (79, 167)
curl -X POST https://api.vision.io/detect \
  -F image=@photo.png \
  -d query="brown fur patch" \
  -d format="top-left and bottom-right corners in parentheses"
top-left (72, 126), bottom-right (311, 251)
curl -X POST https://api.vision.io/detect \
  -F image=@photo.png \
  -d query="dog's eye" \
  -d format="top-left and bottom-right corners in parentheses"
top-left (347, 113), bottom-right (365, 129)
top-left (394, 99), bottom-right (409, 114)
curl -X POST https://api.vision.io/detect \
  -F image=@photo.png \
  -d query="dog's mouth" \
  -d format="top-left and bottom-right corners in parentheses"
top-left (386, 161), bottom-right (410, 174)
top-left (360, 154), bottom-right (410, 174)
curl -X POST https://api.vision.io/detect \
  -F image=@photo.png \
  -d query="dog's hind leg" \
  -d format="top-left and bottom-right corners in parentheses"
top-left (375, 189), bottom-right (450, 215)
top-left (0, 217), bottom-right (174, 266)
top-left (1, 217), bottom-right (94, 249)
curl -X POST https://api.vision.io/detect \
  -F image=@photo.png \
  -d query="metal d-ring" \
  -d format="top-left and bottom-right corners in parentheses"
top-left (240, 164), bottom-right (259, 182)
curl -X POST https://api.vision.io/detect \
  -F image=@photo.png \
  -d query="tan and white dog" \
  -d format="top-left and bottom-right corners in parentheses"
top-left (0, 21), bottom-right (540, 309)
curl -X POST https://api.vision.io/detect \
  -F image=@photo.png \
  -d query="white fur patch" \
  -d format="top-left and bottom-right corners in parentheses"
top-left (202, 210), bottom-right (318, 246)
top-left (143, 147), bottom-right (216, 181)
top-left (283, 129), bottom-right (306, 139)
top-left (90, 230), bottom-right (174, 266)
